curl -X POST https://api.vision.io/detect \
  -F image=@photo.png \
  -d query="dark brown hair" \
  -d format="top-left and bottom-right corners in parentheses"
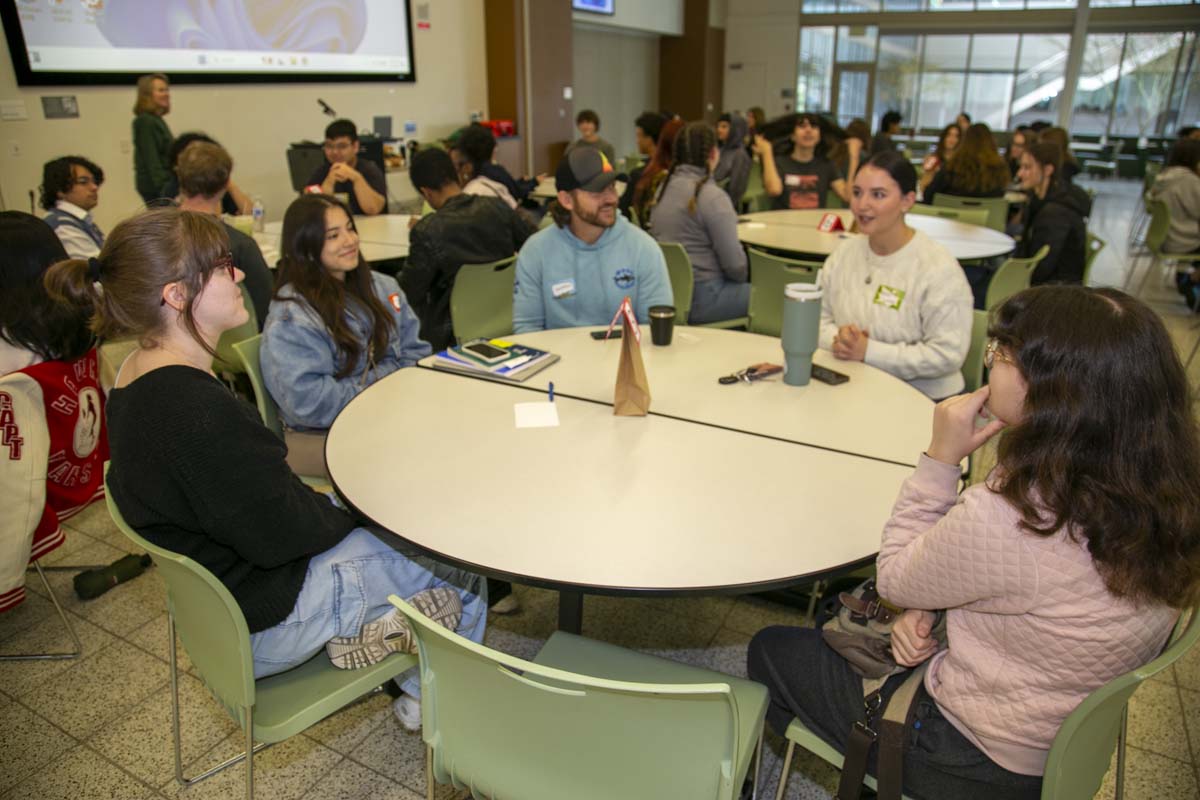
top-left (950, 123), bottom-right (1009, 195)
top-left (1037, 127), bottom-right (1079, 171)
top-left (934, 123), bottom-right (959, 165)
top-left (1025, 140), bottom-right (1064, 185)
top-left (44, 207), bottom-right (230, 357)
top-left (662, 121), bottom-right (717, 216)
top-left (988, 286), bottom-right (1200, 608)
top-left (177, 141), bottom-right (232, 198)
top-left (633, 117), bottom-right (685, 224)
top-left (275, 194), bottom-right (395, 379)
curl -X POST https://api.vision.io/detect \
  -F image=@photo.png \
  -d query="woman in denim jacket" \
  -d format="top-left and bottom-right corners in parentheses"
top-left (261, 195), bottom-right (431, 443)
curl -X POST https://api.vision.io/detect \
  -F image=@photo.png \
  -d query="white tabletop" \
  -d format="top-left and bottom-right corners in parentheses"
top-left (737, 209), bottom-right (1016, 261)
top-left (260, 214), bottom-right (412, 261)
top-left (327, 368), bottom-right (910, 593)
top-left (433, 327), bottom-right (932, 468)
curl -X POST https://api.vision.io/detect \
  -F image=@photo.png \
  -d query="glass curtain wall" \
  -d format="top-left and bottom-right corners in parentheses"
top-left (802, 0), bottom-right (1196, 8)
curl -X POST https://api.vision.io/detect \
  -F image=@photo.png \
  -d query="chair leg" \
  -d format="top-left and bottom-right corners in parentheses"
top-left (1115, 705), bottom-right (1128, 800)
top-left (1134, 255), bottom-right (1159, 299)
top-left (426, 744), bottom-right (435, 800)
top-left (0, 562), bottom-right (83, 661)
top-left (774, 740), bottom-right (796, 800)
top-left (805, 580), bottom-right (825, 624)
top-left (244, 705), bottom-right (255, 800)
top-left (1186, 326), bottom-right (1200, 369)
top-left (751, 732), bottom-right (764, 800)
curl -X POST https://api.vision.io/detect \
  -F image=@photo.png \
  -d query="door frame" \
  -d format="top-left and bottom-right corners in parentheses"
top-left (831, 64), bottom-right (876, 127)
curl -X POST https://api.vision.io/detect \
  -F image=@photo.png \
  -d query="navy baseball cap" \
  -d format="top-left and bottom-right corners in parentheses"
top-left (556, 146), bottom-right (627, 193)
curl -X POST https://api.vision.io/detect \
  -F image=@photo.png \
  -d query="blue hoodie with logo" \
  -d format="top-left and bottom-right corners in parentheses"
top-left (512, 215), bottom-right (673, 333)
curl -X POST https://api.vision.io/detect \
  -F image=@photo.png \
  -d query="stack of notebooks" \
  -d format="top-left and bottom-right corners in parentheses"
top-left (432, 340), bottom-right (559, 382)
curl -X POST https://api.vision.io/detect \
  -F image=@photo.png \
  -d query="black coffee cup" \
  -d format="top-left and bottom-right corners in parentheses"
top-left (649, 305), bottom-right (675, 346)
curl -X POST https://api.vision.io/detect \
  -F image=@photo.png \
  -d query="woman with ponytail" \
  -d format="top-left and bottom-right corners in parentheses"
top-left (648, 121), bottom-right (749, 323)
top-left (46, 206), bottom-right (485, 725)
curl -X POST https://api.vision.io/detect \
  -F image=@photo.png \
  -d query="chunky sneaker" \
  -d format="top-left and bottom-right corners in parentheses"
top-left (326, 587), bottom-right (462, 669)
top-left (393, 692), bottom-right (422, 732)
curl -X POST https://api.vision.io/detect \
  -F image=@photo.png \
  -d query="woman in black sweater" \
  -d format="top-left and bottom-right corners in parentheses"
top-left (44, 207), bottom-right (486, 728)
top-left (1015, 140), bottom-right (1092, 285)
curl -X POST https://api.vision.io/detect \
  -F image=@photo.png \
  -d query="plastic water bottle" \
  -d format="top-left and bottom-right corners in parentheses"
top-left (251, 196), bottom-right (265, 233)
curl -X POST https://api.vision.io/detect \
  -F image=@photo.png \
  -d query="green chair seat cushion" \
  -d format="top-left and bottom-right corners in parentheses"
top-left (533, 631), bottom-right (767, 783)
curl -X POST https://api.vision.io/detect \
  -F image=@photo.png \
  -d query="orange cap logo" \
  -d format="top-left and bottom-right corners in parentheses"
top-left (600, 153), bottom-right (613, 173)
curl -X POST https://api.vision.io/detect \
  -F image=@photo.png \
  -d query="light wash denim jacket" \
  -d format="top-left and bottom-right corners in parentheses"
top-left (260, 271), bottom-right (431, 431)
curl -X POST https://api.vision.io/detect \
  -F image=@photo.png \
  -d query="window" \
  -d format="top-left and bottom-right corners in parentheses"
top-left (964, 35), bottom-right (1019, 130)
top-left (1110, 33), bottom-right (1186, 136)
top-left (875, 35), bottom-right (922, 130)
top-left (1012, 34), bottom-right (1070, 128)
top-left (798, 27), bottom-right (837, 112)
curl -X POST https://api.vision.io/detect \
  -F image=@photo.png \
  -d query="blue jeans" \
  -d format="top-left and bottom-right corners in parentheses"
top-left (249, 528), bottom-right (487, 696)
top-left (690, 278), bottom-right (750, 324)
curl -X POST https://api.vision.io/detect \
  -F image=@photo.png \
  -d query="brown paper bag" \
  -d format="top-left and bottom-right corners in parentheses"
top-left (606, 296), bottom-right (651, 416)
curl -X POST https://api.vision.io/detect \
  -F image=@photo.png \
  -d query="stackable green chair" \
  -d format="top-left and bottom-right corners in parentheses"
top-left (776, 608), bottom-right (1199, 800)
top-left (212, 285), bottom-right (259, 376)
top-left (962, 309), bottom-right (990, 394)
top-left (449, 256), bottom-right (518, 342)
top-left (932, 194), bottom-right (1009, 232)
top-left (825, 190), bottom-right (845, 209)
top-left (659, 242), bottom-right (748, 328)
top-left (985, 245), bottom-right (1049, 310)
top-left (741, 160), bottom-right (770, 213)
top-left (1128, 200), bottom-right (1200, 299)
top-left (1083, 233), bottom-right (1106, 287)
top-left (389, 594), bottom-right (768, 800)
top-left (906, 204), bottom-right (989, 229)
top-left (104, 468), bottom-right (417, 800)
top-left (746, 247), bottom-right (821, 337)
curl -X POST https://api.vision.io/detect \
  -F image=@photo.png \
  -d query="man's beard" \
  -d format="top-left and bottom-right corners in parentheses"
top-left (575, 203), bottom-right (617, 229)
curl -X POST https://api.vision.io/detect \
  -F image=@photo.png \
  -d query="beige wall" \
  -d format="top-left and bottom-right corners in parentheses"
top-left (0, 0), bottom-right (487, 232)
top-left (722, 0), bottom-right (800, 120)
top-left (571, 26), bottom-right (660, 163)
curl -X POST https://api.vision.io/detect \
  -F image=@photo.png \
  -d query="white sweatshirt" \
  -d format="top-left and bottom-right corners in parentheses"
top-left (818, 230), bottom-right (973, 399)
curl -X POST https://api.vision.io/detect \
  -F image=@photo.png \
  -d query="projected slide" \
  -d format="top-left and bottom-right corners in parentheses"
top-left (2, 0), bottom-right (414, 83)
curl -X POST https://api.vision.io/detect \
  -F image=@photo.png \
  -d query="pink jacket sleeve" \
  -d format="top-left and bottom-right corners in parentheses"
top-left (876, 455), bottom-right (1041, 613)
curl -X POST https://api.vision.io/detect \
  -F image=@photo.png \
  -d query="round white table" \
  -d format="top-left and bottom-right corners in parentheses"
top-left (334, 328), bottom-right (931, 633)
top-left (260, 214), bottom-right (412, 262)
top-left (737, 209), bottom-right (1016, 261)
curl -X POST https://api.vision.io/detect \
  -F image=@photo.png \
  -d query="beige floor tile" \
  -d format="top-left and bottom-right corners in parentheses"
top-left (2, 744), bottom-right (157, 800)
top-left (300, 758), bottom-right (424, 800)
top-left (58, 498), bottom-right (124, 539)
top-left (87, 671), bottom-right (240, 788)
top-left (0, 612), bottom-right (115, 698)
top-left (347, 712), bottom-right (434, 793)
top-left (0, 693), bottom-right (77, 795)
top-left (1095, 745), bottom-right (1200, 800)
top-left (23, 639), bottom-right (169, 739)
top-left (1178, 687), bottom-right (1200, 763)
top-left (302, 690), bottom-right (394, 756)
top-left (1124, 679), bottom-right (1193, 762)
top-left (0, 586), bottom-right (57, 644)
top-left (724, 594), bottom-right (809, 638)
top-left (124, 612), bottom-right (196, 675)
top-left (1175, 638), bottom-right (1200, 691)
top-left (36, 527), bottom-right (108, 567)
top-left (37, 565), bottom-right (166, 638)
top-left (159, 731), bottom-right (341, 800)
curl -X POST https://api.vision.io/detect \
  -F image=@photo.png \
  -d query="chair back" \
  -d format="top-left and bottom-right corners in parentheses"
top-left (741, 160), bottom-right (768, 213)
top-left (985, 244), bottom-right (1049, 310)
top-left (450, 256), bottom-right (517, 343)
top-left (1143, 161), bottom-right (1162, 194)
top-left (232, 334), bottom-right (282, 438)
top-left (932, 194), bottom-right (1009, 232)
top-left (962, 309), bottom-right (990, 394)
top-left (1042, 608), bottom-right (1200, 800)
top-left (825, 190), bottom-right (844, 209)
top-left (1145, 199), bottom-right (1171, 258)
top-left (390, 595), bottom-right (746, 800)
top-left (104, 467), bottom-right (255, 723)
top-left (746, 247), bottom-right (821, 337)
top-left (1082, 233), bottom-right (1106, 287)
top-left (907, 204), bottom-right (990, 228)
top-left (659, 242), bottom-right (693, 324)
top-left (212, 285), bottom-right (259, 375)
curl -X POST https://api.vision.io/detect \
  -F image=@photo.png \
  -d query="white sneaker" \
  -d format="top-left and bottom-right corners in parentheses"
top-left (393, 693), bottom-right (421, 732)
top-left (490, 594), bottom-right (521, 615)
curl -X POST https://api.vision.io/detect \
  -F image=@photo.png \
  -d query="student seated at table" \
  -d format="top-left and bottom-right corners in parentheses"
top-left (307, 119), bottom-right (387, 216)
top-left (158, 131), bottom-right (252, 215)
top-left (1150, 138), bottom-right (1200, 305)
top-left (564, 109), bottom-right (616, 165)
top-left (713, 112), bottom-right (752, 207)
top-left (1, 212), bottom-right (107, 612)
top-left (455, 123), bottom-right (519, 210)
top-left (631, 118), bottom-right (685, 227)
top-left (919, 123), bottom-right (960, 195)
top-left (259, 195), bottom-right (430, 475)
top-left (403, 148), bottom-right (536, 351)
top-left (829, 118), bottom-right (871, 184)
top-left (649, 122), bottom-right (748, 324)
top-left (1015, 141), bottom-right (1091, 286)
top-left (1034, 127), bottom-right (1080, 183)
top-left (1005, 126), bottom-right (1032, 179)
top-left (922, 123), bottom-right (1009, 206)
top-left (40, 155), bottom-right (106, 260)
top-left (46, 206), bottom-right (485, 729)
top-left (620, 111), bottom-right (667, 216)
top-left (818, 151), bottom-right (972, 400)
top-left (750, 285), bottom-right (1200, 800)
top-left (762, 113), bottom-right (848, 209)
top-left (513, 147), bottom-right (672, 333)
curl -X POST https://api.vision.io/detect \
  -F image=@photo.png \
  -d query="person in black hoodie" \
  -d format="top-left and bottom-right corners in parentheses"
top-left (1015, 140), bottom-right (1092, 285)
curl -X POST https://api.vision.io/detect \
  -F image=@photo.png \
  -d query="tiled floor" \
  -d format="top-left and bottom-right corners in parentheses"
top-left (3, 177), bottom-right (1200, 799)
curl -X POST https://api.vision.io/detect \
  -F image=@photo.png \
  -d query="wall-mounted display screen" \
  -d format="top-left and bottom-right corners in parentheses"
top-left (572, 0), bottom-right (615, 15)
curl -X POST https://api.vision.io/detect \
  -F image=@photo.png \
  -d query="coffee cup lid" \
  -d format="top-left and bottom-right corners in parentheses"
top-left (785, 283), bottom-right (823, 301)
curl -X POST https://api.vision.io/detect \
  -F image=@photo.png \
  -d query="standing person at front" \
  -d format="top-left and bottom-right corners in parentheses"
top-left (749, 285), bottom-right (1200, 799)
top-left (512, 147), bottom-right (672, 333)
top-left (762, 113), bottom-right (848, 210)
top-left (819, 151), bottom-right (972, 400)
top-left (131, 73), bottom-right (174, 204)
top-left (307, 119), bottom-right (387, 216)
top-left (649, 122), bottom-right (749, 324)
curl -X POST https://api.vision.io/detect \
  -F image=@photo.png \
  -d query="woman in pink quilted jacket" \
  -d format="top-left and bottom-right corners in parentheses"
top-left (749, 285), bottom-right (1200, 799)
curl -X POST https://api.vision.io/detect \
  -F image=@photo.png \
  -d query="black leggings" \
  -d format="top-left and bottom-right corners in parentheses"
top-left (746, 626), bottom-right (1042, 800)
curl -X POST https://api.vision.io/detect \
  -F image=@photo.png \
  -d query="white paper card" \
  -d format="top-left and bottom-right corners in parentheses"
top-left (514, 402), bottom-right (560, 429)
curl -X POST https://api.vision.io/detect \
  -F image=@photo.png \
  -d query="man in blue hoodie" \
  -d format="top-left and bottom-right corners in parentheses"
top-left (513, 147), bottom-right (672, 333)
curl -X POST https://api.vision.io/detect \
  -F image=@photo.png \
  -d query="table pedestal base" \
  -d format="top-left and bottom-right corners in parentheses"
top-left (557, 590), bottom-right (583, 634)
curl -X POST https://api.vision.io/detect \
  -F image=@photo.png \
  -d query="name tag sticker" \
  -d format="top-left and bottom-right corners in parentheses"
top-left (873, 285), bottom-right (905, 310)
top-left (784, 174), bottom-right (802, 186)
top-left (551, 279), bottom-right (576, 299)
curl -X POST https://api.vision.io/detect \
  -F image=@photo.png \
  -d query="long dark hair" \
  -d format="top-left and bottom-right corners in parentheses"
top-left (633, 117), bottom-right (685, 215)
top-left (988, 286), bottom-right (1200, 608)
top-left (660, 121), bottom-right (717, 216)
top-left (950, 123), bottom-right (1009, 194)
top-left (275, 195), bottom-right (395, 380)
top-left (0, 211), bottom-right (94, 363)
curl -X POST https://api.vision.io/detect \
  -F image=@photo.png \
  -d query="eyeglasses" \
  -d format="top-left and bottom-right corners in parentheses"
top-left (323, 140), bottom-right (356, 153)
top-left (984, 339), bottom-right (1016, 369)
top-left (160, 253), bottom-right (235, 306)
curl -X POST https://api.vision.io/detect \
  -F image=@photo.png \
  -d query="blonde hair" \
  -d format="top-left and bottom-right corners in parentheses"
top-left (133, 73), bottom-right (169, 116)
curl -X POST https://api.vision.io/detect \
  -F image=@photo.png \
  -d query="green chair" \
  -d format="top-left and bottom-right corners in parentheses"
top-left (389, 594), bottom-right (768, 800)
top-left (0, 561), bottom-right (83, 662)
top-left (932, 194), bottom-right (1009, 232)
top-left (776, 608), bottom-right (1200, 800)
top-left (658, 242), bottom-right (749, 329)
top-left (104, 467), bottom-right (417, 800)
top-left (1083, 233), bottom-right (1106, 287)
top-left (449, 256), bottom-right (518, 343)
top-left (1128, 199), bottom-right (1200, 299)
top-left (962, 309), bottom-right (990, 394)
top-left (985, 245), bottom-right (1050, 311)
top-left (746, 247), bottom-right (821, 337)
top-left (212, 285), bottom-right (259, 376)
top-left (825, 189), bottom-right (845, 209)
top-left (741, 160), bottom-right (769, 214)
top-left (906, 204), bottom-right (990, 228)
